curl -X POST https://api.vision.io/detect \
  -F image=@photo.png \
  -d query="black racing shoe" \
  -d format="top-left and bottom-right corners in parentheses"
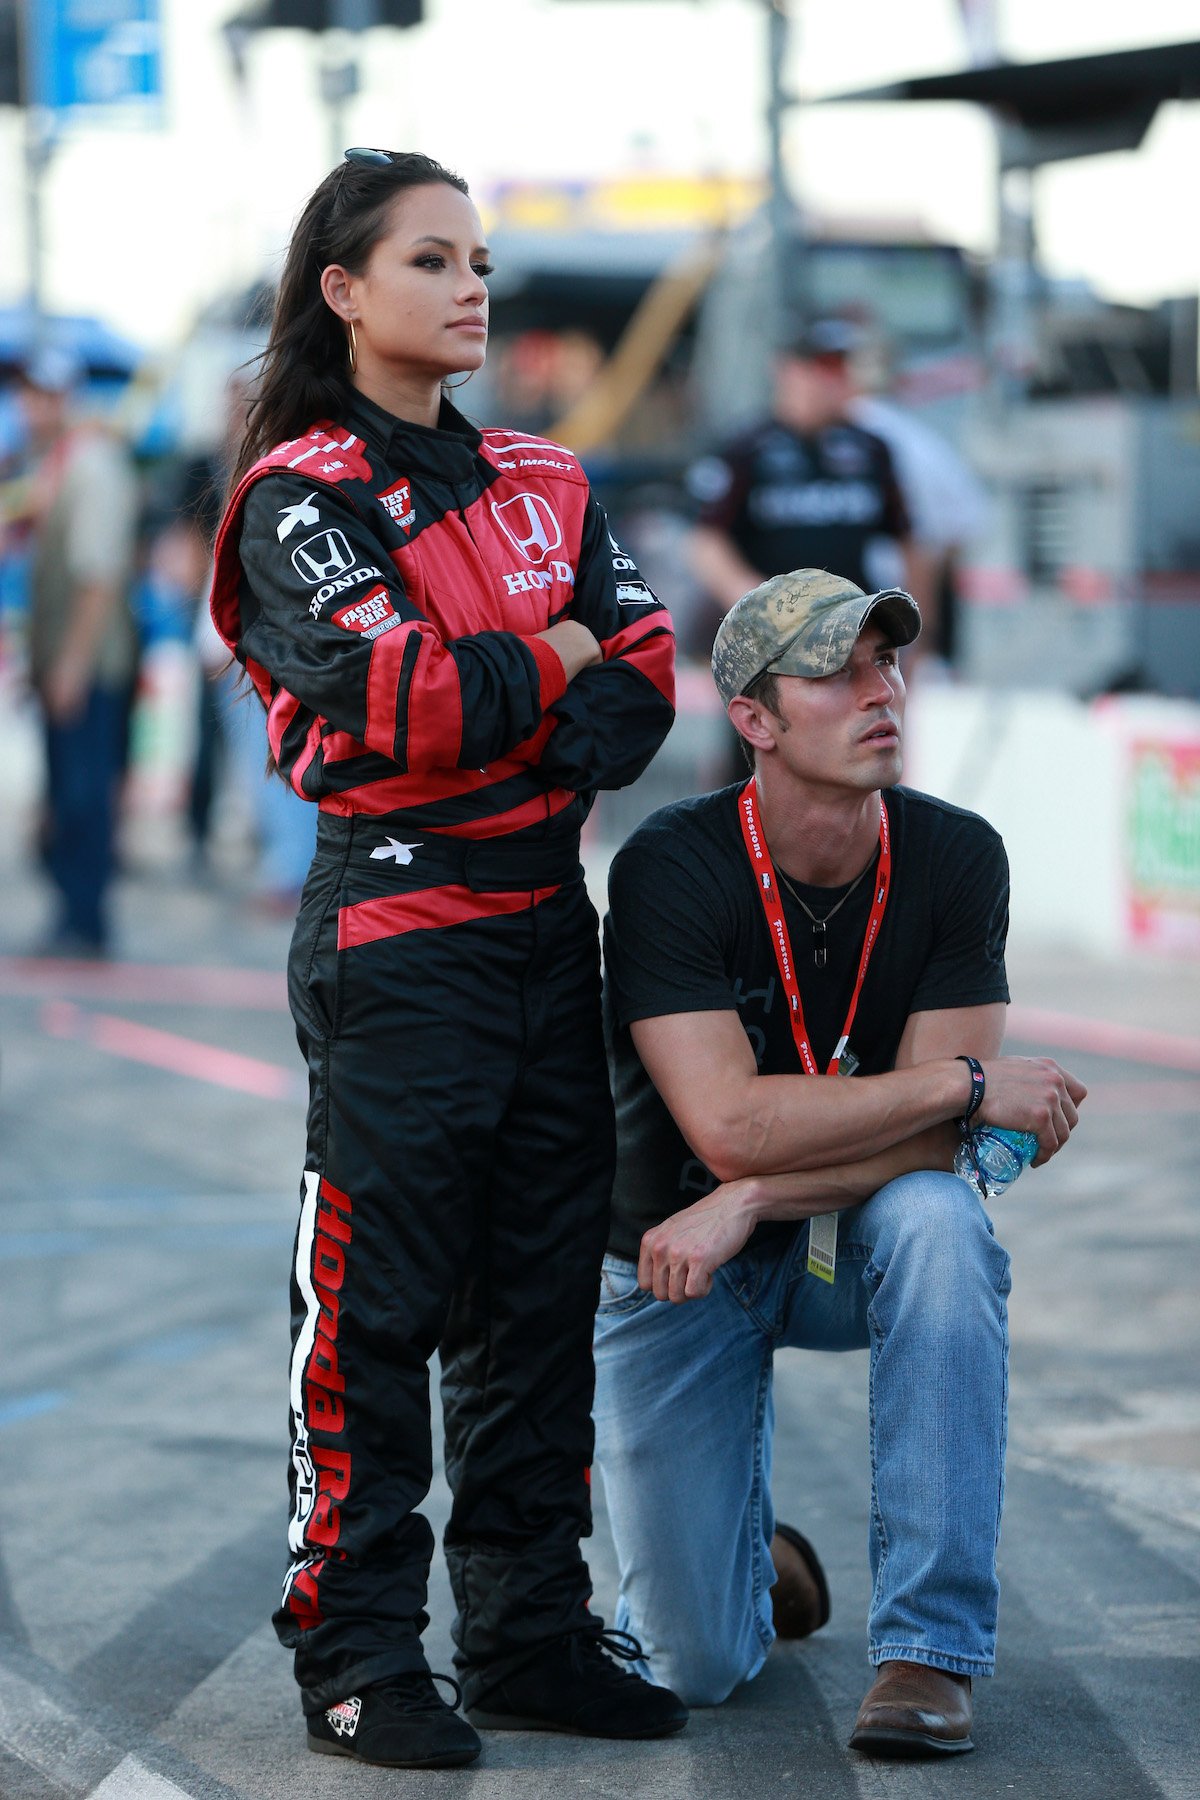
top-left (307, 1671), bottom-right (481, 1768)
top-left (466, 1628), bottom-right (688, 1739)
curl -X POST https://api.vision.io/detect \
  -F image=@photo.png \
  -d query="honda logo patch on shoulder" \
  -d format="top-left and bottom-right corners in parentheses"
top-left (491, 493), bottom-right (563, 564)
top-left (333, 586), bottom-right (403, 640)
top-left (325, 1697), bottom-right (362, 1739)
top-left (292, 529), bottom-right (357, 584)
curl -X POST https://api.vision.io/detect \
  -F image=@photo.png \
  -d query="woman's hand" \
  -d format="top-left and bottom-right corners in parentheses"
top-left (536, 619), bottom-right (602, 683)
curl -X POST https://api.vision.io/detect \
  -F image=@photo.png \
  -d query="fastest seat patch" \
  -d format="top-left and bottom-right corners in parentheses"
top-left (333, 587), bottom-right (403, 640)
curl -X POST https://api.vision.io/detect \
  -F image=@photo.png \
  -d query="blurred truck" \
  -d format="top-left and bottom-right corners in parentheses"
top-left (480, 177), bottom-right (1200, 703)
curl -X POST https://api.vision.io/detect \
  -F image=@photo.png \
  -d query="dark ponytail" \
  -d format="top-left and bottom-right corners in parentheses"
top-left (230, 152), bottom-right (470, 490)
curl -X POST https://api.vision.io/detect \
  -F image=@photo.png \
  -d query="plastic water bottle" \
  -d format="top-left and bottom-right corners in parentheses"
top-left (954, 1127), bottom-right (1039, 1200)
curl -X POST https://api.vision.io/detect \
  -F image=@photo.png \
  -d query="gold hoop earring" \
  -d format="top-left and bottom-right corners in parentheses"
top-left (347, 320), bottom-right (358, 376)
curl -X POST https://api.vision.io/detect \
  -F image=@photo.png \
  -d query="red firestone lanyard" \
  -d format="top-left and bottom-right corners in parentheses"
top-left (737, 779), bottom-right (891, 1282)
top-left (736, 778), bottom-right (891, 1078)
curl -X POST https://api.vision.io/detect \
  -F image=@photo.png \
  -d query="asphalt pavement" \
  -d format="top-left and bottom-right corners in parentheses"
top-left (1, 777), bottom-right (1198, 1800)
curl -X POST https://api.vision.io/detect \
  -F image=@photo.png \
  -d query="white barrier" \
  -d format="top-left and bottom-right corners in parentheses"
top-left (908, 687), bottom-right (1200, 957)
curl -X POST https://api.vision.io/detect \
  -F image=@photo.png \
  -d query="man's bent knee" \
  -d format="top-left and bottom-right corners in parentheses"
top-left (646, 1635), bottom-right (766, 1709)
top-left (865, 1171), bottom-right (1006, 1260)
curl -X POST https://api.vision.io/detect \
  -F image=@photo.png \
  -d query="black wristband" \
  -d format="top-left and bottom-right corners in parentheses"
top-left (956, 1055), bottom-right (985, 1132)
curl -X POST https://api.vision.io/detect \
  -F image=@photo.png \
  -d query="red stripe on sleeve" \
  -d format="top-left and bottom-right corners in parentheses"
top-left (289, 717), bottom-right (324, 797)
top-left (603, 614), bottom-right (673, 659)
top-left (243, 656), bottom-right (274, 710)
top-left (401, 630), bottom-right (465, 771)
top-left (364, 632), bottom-right (402, 764)
top-left (603, 617), bottom-right (676, 704)
top-left (521, 634), bottom-right (569, 709)
top-left (338, 883), bottom-right (560, 949)
top-left (318, 729), bottom-right (364, 765)
top-left (266, 690), bottom-right (301, 760)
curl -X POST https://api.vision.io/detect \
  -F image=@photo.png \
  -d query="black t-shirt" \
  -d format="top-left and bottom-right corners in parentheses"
top-left (687, 419), bottom-right (911, 596)
top-left (602, 783), bottom-right (1010, 1260)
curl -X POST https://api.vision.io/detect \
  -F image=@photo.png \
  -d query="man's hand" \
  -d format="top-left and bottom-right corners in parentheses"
top-left (977, 1056), bottom-right (1086, 1164)
top-left (638, 1180), bottom-right (760, 1303)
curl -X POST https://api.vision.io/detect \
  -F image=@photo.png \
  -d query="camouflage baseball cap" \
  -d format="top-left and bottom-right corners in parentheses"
top-left (712, 569), bottom-right (921, 706)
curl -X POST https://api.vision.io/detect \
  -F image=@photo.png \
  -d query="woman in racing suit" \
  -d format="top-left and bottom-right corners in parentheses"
top-left (209, 150), bottom-right (682, 1770)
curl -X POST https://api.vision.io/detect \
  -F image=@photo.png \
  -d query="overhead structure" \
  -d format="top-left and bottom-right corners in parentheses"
top-left (224, 1), bottom-right (422, 26)
top-left (821, 40), bottom-right (1200, 397)
top-left (222, 0), bottom-right (426, 164)
top-left (824, 39), bottom-right (1200, 169)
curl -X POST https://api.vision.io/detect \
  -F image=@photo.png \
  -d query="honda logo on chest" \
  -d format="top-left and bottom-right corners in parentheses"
top-left (490, 493), bottom-right (564, 565)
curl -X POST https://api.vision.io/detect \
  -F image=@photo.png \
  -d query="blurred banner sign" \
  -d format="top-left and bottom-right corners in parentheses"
top-left (29, 0), bottom-right (162, 124)
top-left (1127, 738), bottom-right (1200, 954)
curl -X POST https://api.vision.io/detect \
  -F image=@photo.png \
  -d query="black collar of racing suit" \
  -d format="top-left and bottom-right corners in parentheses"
top-left (343, 388), bottom-right (484, 486)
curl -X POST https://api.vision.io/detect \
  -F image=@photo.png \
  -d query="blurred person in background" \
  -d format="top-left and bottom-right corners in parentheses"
top-left (845, 341), bottom-right (990, 674)
top-left (169, 376), bottom-right (316, 906)
top-left (9, 348), bottom-right (140, 957)
top-left (208, 149), bottom-right (681, 1770)
top-left (168, 384), bottom-right (242, 868)
top-left (685, 319), bottom-right (926, 662)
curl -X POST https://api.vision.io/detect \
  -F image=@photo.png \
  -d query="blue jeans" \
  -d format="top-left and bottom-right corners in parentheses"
top-left (592, 1171), bottom-right (1010, 1706)
top-left (220, 674), bottom-right (316, 897)
top-left (42, 683), bottom-right (128, 948)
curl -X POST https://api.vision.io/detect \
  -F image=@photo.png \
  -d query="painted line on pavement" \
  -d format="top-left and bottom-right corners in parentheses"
top-left (40, 1002), bottom-right (304, 1102)
top-left (1007, 1003), bottom-right (1200, 1072)
top-left (0, 1322), bottom-right (261, 1432)
top-left (0, 1391), bottom-right (69, 1428)
top-left (0, 1660), bottom-right (123, 1797)
top-left (0, 957), bottom-right (287, 1010)
top-left (1077, 1078), bottom-right (1200, 1112)
top-left (0, 1222), bottom-right (292, 1263)
top-left (89, 1756), bottom-right (196, 1798)
top-left (8, 957), bottom-right (1197, 1073)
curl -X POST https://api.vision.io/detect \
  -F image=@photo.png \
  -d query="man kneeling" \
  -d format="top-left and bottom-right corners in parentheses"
top-left (594, 569), bottom-right (1085, 1757)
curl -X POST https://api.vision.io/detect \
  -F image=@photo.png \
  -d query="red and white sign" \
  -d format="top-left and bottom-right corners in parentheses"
top-left (1126, 736), bottom-right (1200, 954)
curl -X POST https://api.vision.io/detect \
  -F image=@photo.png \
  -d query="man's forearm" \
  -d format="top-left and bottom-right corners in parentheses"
top-left (709, 1058), bottom-right (972, 1181)
top-left (632, 987), bottom-right (1081, 1189)
top-left (733, 1123), bottom-right (958, 1222)
top-left (637, 1123), bottom-right (959, 1302)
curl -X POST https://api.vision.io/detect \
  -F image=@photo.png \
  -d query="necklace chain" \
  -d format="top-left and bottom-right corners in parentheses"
top-left (777, 858), bottom-right (874, 968)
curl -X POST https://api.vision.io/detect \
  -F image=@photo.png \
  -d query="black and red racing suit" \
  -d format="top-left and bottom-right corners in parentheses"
top-left (210, 390), bottom-right (675, 1713)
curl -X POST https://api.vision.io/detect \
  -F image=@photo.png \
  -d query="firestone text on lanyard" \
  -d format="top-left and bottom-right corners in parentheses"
top-left (736, 778), bottom-right (892, 1280)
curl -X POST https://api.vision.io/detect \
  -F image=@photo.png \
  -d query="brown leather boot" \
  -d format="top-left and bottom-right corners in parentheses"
top-left (848, 1660), bottom-right (974, 1757)
top-left (768, 1524), bottom-right (830, 1640)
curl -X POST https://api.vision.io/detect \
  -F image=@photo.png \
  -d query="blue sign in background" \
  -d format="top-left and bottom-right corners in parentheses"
top-left (29, 0), bottom-right (163, 122)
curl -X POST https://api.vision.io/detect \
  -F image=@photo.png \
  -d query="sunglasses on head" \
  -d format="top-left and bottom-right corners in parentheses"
top-left (331, 146), bottom-right (401, 204)
top-left (343, 146), bottom-right (397, 168)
